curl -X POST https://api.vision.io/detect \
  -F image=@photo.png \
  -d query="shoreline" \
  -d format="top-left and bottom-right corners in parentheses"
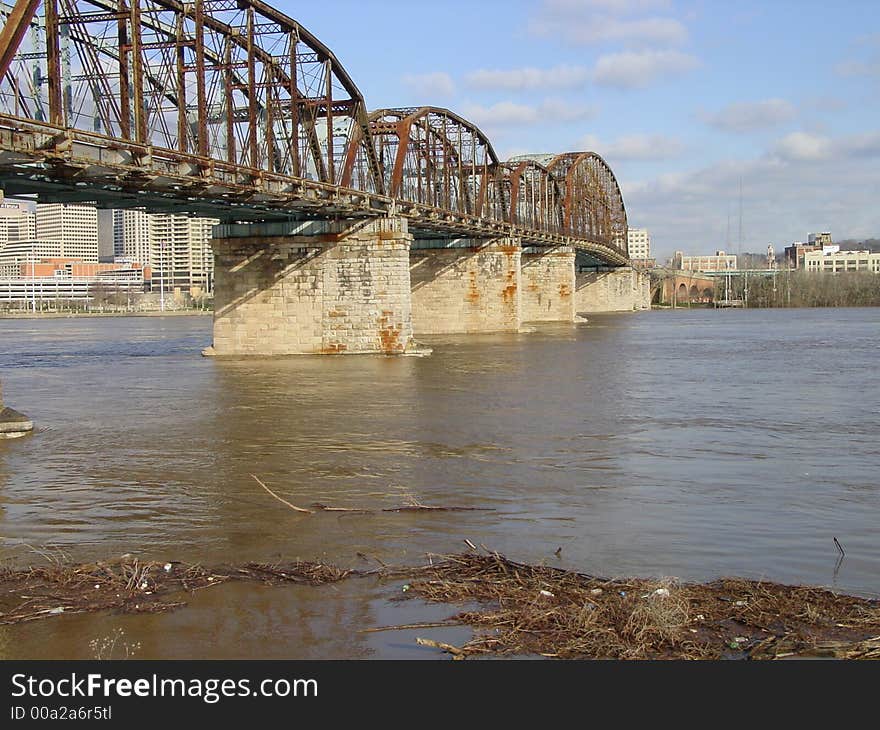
top-left (1, 549), bottom-right (877, 660)
top-left (0, 310), bottom-right (212, 319)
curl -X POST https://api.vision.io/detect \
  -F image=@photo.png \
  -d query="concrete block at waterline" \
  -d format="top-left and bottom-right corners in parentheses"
top-left (210, 218), bottom-right (416, 355)
top-left (410, 240), bottom-right (522, 334)
top-left (0, 382), bottom-right (34, 439)
top-left (575, 268), bottom-right (650, 313)
top-left (521, 248), bottom-right (576, 323)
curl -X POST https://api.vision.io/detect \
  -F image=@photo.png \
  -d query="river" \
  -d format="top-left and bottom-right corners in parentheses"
top-left (1, 307), bottom-right (878, 658)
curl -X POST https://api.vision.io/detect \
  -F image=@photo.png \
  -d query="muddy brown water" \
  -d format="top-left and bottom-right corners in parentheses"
top-left (1, 308), bottom-right (878, 658)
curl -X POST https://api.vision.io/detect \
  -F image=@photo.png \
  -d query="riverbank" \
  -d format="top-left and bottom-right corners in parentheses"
top-left (2, 550), bottom-right (877, 659)
top-left (653, 271), bottom-right (880, 308)
top-left (0, 309), bottom-right (211, 319)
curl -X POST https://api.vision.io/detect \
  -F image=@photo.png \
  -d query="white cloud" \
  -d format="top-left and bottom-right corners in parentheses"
top-left (462, 101), bottom-right (538, 127)
top-left (774, 131), bottom-right (833, 161)
top-left (541, 98), bottom-right (599, 122)
top-left (531, 15), bottom-right (687, 46)
top-left (401, 72), bottom-right (455, 98)
top-left (835, 59), bottom-right (880, 78)
top-left (544, 0), bottom-right (672, 11)
top-left (800, 95), bottom-right (848, 114)
top-left (592, 50), bottom-right (699, 88)
top-left (838, 131), bottom-right (880, 158)
top-left (704, 99), bottom-right (796, 133)
top-left (529, 0), bottom-right (686, 46)
top-left (465, 65), bottom-right (591, 91)
top-left (461, 99), bottom-right (597, 129)
top-left (621, 131), bottom-right (880, 259)
top-left (835, 35), bottom-right (880, 78)
top-left (579, 133), bottom-right (685, 160)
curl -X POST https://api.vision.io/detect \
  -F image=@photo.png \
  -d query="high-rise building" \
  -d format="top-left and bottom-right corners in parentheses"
top-left (0, 198), bottom-right (36, 245)
top-left (35, 203), bottom-right (99, 261)
top-left (0, 239), bottom-right (65, 277)
top-left (113, 210), bottom-right (152, 263)
top-left (113, 211), bottom-right (217, 294)
top-left (627, 228), bottom-right (651, 260)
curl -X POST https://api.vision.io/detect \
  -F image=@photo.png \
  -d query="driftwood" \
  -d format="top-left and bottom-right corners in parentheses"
top-left (251, 474), bottom-right (492, 516)
top-left (359, 621), bottom-right (465, 633)
top-left (382, 505), bottom-right (490, 513)
top-left (250, 475), bottom-right (313, 514)
top-left (416, 637), bottom-right (466, 658)
top-left (310, 502), bottom-right (491, 514)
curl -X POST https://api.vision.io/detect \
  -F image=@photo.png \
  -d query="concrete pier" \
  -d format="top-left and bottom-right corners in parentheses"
top-left (520, 246), bottom-right (576, 323)
top-left (208, 218), bottom-right (417, 355)
top-left (0, 381), bottom-right (33, 439)
top-left (206, 218), bottom-right (648, 356)
top-left (575, 267), bottom-right (650, 314)
top-left (409, 238), bottom-right (522, 334)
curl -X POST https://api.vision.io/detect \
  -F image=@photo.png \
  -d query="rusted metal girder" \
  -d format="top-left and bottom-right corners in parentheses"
top-left (0, 1), bottom-right (630, 264)
top-left (342, 106), bottom-right (499, 219)
top-left (0, 0), bottom-right (381, 189)
top-left (0, 0), bottom-right (41, 80)
top-left (546, 152), bottom-right (628, 257)
top-left (495, 159), bottom-right (563, 233)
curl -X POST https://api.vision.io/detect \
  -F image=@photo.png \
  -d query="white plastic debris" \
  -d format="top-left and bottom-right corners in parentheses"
top-left (696, 614), bottom-right (705, 620)
top-left (539, 590), bottom-right (555, 598)
top-left (652, 588), bottom-right (671, 598)
top-left (590, 588), bottom-right (603, 595)
top-left (48, 607), bottom-right (64, 615)
top-left (94, 584), bottom-right (100, 589)
top-left (163, 563), bottom-right (172, 572)
top-left (734, 600), bottom-right (747, 607)
top-left (139, 581), bottom-right (148, 590)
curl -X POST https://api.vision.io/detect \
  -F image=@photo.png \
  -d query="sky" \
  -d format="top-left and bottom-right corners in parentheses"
top-left (274, 0), bottom-right (880, 261)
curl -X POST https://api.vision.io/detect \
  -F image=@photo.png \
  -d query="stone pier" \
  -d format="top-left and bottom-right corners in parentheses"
top-left (208, 218), bottom-right (417, 355)
top-left (409, 238), bottom-right (522, 334)
top-left (520, 246), bottom-right (576, 323)
top-left (574, 267), bottom-right (650, 314)
top-left (0, 380), bottom-right (33, 439)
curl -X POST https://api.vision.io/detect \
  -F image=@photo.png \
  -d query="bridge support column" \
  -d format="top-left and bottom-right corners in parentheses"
top-left (208, 218), bottom-right (417, 355)
top-left (520, 246), bottom-right (576, 323)
top-left (409, 238), bottom-right (521, 334)
top-left (0, 380), bottom-right (33, 439)
top-left (575, 267), bottom-right (650, 314)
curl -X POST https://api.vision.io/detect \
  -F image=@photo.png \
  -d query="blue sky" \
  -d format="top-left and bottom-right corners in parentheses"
top-left (278, 0), bottom-right (879, 259)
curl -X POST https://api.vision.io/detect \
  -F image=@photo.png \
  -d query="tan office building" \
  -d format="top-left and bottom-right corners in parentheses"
top-left (803, 250), bottom-right (880, 273)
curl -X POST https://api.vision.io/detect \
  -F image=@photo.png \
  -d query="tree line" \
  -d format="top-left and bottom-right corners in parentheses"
top-left (729, 271), bottom-right (880, 308)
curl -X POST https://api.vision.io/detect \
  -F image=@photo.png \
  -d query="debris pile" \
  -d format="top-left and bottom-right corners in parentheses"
top-left (0, 555), bottom-right (363, 625)
top-left (392, 553), bottom-right (880, 659)
top-left (2, 550), bottom-right (878, 659)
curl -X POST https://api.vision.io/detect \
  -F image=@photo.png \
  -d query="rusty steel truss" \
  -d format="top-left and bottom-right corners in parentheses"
top-left (0, 0), bottom-right (629, 263)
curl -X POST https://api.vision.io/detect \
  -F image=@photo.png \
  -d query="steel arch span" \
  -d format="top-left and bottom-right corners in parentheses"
top-left (493, 158), bottom-right (563, 234)
top-left (546, 152), bottom-right (628, 257)
top-left (0, 0), bottom-right (630, 265)
top-left (342, 106), bottom-right (498, 218)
